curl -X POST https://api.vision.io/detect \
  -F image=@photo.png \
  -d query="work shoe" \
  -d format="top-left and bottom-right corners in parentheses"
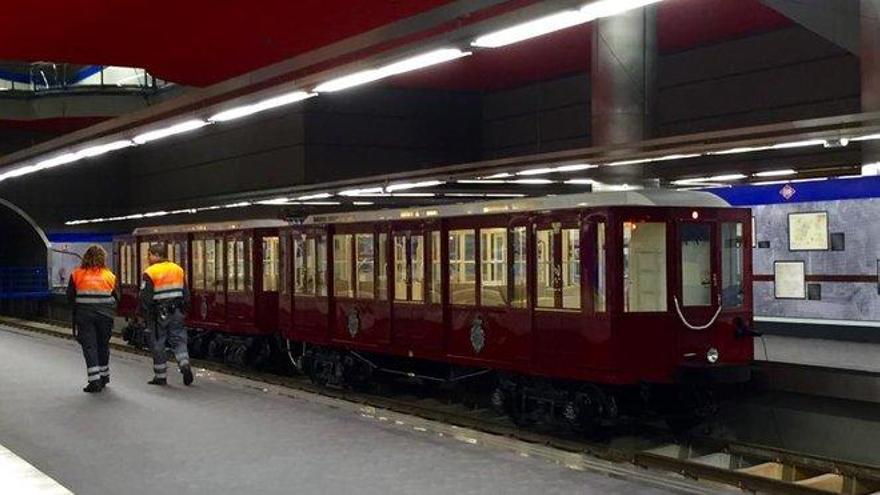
top-left (83, 381), bottom-right (103, 393)
top-left (147, 377), bottom-right (167, 386)
top-left (181, 364), bottom-right (194, 386)
top-left (101, 376), bottom-right (110, 386)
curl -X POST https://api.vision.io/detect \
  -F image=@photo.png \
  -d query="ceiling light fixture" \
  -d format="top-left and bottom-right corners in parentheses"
top-left (511, 178), bottom-right (554, 185)
top-left (709, 174), bottom-right (747, 181)
top-left (296, 192), bottom-right (333, 201)
top-left (208, 91), bottom-right (316, 122)
top-left (517, 167), bottom-right (556, 176)
top-left (314, 48), bottom-right (471, 93)
top-left (339, 187), bottom-right (384, 196)
top-left (133, 119), bottom-right (209, 145)
top-left (76, 140), bottom-right (135, 158)
top-left (754, 169), bottom-right (797, 177)
top-left (555, 163), bottom-right (597, 172)
top-left (385, 180), bottom-right (444, 192)
top-left (472, 0), bottom-right (662, 49)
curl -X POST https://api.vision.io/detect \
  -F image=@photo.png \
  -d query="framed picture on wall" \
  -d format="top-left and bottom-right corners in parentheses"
top-left (774, 260), bottom-right (806, 299)
top-left (788, 211), bottom-right (829, 251)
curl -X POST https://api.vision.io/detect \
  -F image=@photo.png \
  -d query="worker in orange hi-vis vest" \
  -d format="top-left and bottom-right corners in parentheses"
top-left (137, 243), bottom-right (193, 387)
top-left (66, 245), bottom-right (118, 393)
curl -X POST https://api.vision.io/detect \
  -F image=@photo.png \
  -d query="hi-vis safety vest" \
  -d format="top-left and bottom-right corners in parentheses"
top-left (72, 268), bottom-right (116, 304)
top-left (144, 261), bottom-right (185, 301)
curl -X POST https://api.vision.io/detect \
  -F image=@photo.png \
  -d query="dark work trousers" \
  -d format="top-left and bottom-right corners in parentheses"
top-left (146, 307), bottom-right (190, 379)
top-left (75, 310), bottom-right (113, 383)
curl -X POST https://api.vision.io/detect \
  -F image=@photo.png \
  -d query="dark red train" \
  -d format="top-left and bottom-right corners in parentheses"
top-left (114, 190), bottom-right (755, 428)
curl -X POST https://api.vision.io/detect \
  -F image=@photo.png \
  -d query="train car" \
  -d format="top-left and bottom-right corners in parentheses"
top-left (115, 220), bottom-right (287, 366)
top-left (278, 190), bottom-right (755, 428)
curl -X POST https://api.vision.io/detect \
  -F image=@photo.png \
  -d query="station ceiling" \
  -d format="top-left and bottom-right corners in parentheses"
top-left (0, 0), bottom-right (787, 89)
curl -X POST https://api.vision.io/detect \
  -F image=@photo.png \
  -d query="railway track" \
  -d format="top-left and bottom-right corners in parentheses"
top-left (3, 315), bottom-right (879, 495)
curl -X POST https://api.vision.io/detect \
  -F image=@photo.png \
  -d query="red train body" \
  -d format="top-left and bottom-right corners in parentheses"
top-left (115, 191), bottom-right (754, 426)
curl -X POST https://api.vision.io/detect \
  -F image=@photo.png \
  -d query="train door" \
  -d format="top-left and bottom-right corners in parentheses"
top-left (390, 224), bottom-right (443, 357)
top-left (673, 215), bottom-right (719, 328)
top-left (291, 227), bottom-right (331, 344)
top-left (331, 224), bottom-right (391, 348)
top-left (225, 231), bottom-right (255, 332)
top-left (190, 234), bottom-right (227, 328)
top-left (531, 213), bottom-right (586, 374)
top-left (446, 217), bottom-right (531, 366)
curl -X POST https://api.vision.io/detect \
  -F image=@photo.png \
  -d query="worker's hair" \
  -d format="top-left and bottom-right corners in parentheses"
top-left (148, 243), bottom-right (167, 259)
top-left (81, 245), bottom-right (107, 269)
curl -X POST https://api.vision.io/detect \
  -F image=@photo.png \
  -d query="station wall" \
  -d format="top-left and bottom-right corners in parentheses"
top-left (481, 25), bottom-right (859, 158)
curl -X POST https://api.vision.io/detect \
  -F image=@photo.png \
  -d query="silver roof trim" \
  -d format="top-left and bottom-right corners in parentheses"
top-left (305, 190), bottom-right (731, 224)
top-left (133, 219), bottom-right (289, 235)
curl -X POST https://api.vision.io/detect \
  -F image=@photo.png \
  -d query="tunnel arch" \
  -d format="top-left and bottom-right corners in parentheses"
top-left (0, 196), bottom-right (49, 270)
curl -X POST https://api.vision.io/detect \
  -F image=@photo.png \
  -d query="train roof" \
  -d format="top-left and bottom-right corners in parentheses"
top-left (127, 190), bottom-right (731, 234)
top-left (132, 219), bottom-right (289, 236)
top-left (305, 190), bottom-right (731, 224)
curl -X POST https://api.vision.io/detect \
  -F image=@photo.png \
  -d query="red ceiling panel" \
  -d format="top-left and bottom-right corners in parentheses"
top-left (0, 0), bottom-right (458, 87)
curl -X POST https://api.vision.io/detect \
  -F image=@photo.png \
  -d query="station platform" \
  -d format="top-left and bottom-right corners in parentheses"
top-left (0, 325), bottom-right (684, 495)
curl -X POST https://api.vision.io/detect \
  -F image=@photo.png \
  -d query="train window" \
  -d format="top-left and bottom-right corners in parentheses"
top-left (562, 228), bottom-right (581, 309)
top-left (595, 222), bottom-right (606, 312)
top-left (215, 239), bottom-right (226, 290)
top-left (263, 237), bottom-right (279, 292)
top-left (449, 230), bottom-right (476, 305)
top-left (394, 235), bottom-right (408, 301)
top-left (511, 227), bottom-right (527, 308)
top-left (430, 231), bottom-right (441, 304)
top-left (536, 229), bottom-right (555, 308)
top-left (334, 234), bottom-right (354, 298)
top-left (175, 243), bottom-right (183, 268)
top-left (480, 228), bottom-right (508, 306)
top-left (227, 240), bottom-right (238, 292)
top-left (680, 224), bottom-right (711, 307)
top-left (721, 223), bottom-right (744, 307)
top-left (294, 235), bottom-right (308, 295)
top-left (205, 240), bottom-right (216, 290)
top-left (316, 234), bottom-right (327, 296)
top-left (279, 236), bottom-right (289, 295)
top-left (245, 238), bottom-right (253, 292)
top-left (356, 234), bottom-right (374, 299)
top-left (140, 243), bottom-right (150, 273)
top-left (302, 237), bottom-right (315, 295)
top-left (120, 245), bottom-right (128, 284)
top-left (236, 240), bottom-right (246, 291)
top-left (166, 243), bottom-right (175, 263)
top-left (193, 240), bottom-right (205, 290)
top-left (411, 235), bottom-right (424, 302)
top-left (377, 233), bottom-right (388, 300)
top-left (624, 222), bottom-right (667, 312)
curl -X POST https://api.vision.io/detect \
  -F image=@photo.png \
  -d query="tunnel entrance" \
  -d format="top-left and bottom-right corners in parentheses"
top-left (0, 198), bottom-right (50, 317)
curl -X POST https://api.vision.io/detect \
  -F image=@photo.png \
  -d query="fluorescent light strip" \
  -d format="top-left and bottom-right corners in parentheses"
top-left (209, 91), bottom-right (315, 122)
top-left (339, 187), bottom-right (384, 196)
top-left (471, 10), bottom-right (590, 48)
top-left (133, 119), bottom-right (209, 145)
top-left (754, 169), bottom-right (797, 177)
top-left (76, 140), bottom-right (134, 158)
top-left (511, 178), bottom-right (554, 184)
top-left (472, 1), bottom-right (662, 49)
top-left (352, 201), bottom-right (374, 206)
top-left (391, 192), bottom-right (435, 197)
top-left (314, 48), bottom-right (471, 93)
top-left (710, 174), bottom-right (747, 181)
top-left (555, 163), bottom-right (597, 172)
top-left (516, 167), bottom-right (555, 176)
top-left (851, 133), bottom-right (880, 142)
top-left (565, 179), bottom-right (594, 185)
top-left (296, 193), bottom-right (332, 201)
top-left (385, 180), bottom-right (444, 192)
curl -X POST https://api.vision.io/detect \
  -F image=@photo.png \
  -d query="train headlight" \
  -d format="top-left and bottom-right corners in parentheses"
top-left (706, 347), bottom-right (719, 364)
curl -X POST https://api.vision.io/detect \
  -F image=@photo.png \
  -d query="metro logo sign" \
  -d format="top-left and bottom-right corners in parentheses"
top-left (779, 184), bottom-right (796, 201)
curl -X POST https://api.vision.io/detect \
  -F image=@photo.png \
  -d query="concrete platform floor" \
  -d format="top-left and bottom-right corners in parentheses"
top-left (0, 327), bottom-right (680, 495)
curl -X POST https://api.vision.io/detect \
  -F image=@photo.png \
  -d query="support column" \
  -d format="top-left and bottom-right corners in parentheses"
top-left (863, 0), bottom-right (880, 169)
top-left (590, 5), bottom-right (657, 148)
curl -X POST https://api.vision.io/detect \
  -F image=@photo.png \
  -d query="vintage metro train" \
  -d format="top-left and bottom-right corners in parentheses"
top-left (114, 190), bottom-right (755, 428)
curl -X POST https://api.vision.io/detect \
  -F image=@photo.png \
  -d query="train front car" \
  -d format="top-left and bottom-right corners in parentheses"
top-left (276, 190), bottom-right (754, 432)
top-left (611, 196), bottom-right (754, 429)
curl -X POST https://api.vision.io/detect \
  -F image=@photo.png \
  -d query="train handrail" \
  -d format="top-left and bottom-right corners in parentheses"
top-left (672, 295), bottom-right (723, 331)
